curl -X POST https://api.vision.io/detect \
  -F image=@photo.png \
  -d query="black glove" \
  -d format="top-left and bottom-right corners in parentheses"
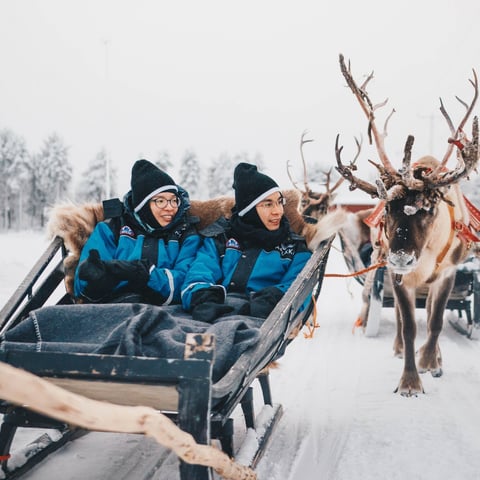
top-left (238, 302), bottom-right (251, 316)
top-left (78, 249), bottom-right (119, 300)
top-left (192, 303), bottom-right (235, 323)
top-left (249, 286), bottom-right (284, 319)
top-left (190, 286), bottom-right (226, 308)
top-left (104, 259), bottom-right (152, 289)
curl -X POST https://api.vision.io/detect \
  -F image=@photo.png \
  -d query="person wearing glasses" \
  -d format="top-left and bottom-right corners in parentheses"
top-left (74, 159), bottom-right (201, 305)
top-left (181, 162), bottom-right (312, 321)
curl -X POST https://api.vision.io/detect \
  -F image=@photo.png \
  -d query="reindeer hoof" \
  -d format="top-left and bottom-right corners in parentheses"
top-left (394, 378), bottom-right (425, 396)
top-left (431, 367), bottom-right (443, 378)
top-left (394, 386), bottom-right (425, 397)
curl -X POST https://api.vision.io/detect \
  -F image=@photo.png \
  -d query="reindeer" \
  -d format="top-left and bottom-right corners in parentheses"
top-left (286, 130), bottom-right (362, 223)
top-left (336, 53), bottom-right (479, 396)
top-left (286, 131), bottom-right (372, 279)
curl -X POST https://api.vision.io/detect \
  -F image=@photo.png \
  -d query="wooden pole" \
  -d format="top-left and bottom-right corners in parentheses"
top-left (0, 362), bottom-right (256, 480)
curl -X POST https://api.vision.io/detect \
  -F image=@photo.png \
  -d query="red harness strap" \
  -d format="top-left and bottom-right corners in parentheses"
top-left (464, 195), bottom-right (480, 232)
top-left (363, 201), bottom-right (386, 247)
top-left (455, 221), bottom-right (480, 244)
top-left (363, 201), bottom-right (385, 229)
top-left (436, 205), bottom-right (457, 268)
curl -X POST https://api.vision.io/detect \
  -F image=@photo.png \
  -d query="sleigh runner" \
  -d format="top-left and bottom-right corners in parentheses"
top-left (0, 195), bottom-right (335, 479)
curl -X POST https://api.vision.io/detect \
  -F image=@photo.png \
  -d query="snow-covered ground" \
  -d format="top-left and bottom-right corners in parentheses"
top-left (1, 231), bottom-right (480, 480)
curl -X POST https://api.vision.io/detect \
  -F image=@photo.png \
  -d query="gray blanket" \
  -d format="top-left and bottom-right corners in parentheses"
top-left (0, 303), bottom-right (263, 381)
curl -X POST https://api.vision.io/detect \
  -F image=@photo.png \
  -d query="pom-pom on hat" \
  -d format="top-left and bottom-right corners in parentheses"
top-left (131, 159), bottom-right (178, 213)
top-left (233, 162), bottom-right (281, 216)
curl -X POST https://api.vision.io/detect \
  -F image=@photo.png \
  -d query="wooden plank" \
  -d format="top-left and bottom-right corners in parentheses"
top-left (0, 351), bottom-right (211, 382)
top-left (44, 377), bottom-right (179, 412)
top-left (0, 237), bottom-right (63, 332)
top-left (179, 333), bottom-right (214, 480)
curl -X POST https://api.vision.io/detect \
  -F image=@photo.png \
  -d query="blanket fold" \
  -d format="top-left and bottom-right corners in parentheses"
top-left (0, 303), bottom-right (263, 381)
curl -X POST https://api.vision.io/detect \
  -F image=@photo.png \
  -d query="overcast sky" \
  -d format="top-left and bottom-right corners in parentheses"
top-left (1, 0), bottom-right (479, 196)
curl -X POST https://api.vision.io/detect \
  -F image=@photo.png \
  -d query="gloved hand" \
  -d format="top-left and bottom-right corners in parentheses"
top-left (78, 249), bottom-right (119, 300)
top-left (78, 250), bottom-right (153, 300)
top-left (191, 302), bottom-right (235, 323)
top-left (190, 286), bottom-right (230, 322)
top-left (190, 285), bottom-right (226, 308)
top-left (241, 286), bottom-right (284, 319)
top-left (104, 258), bottom-right (153, 289)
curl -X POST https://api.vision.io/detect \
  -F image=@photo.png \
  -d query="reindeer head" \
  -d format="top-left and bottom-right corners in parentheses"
top-left (287, 130), bottom-right (360, 222)
top-left (336, 54), bottom-right (479, 275)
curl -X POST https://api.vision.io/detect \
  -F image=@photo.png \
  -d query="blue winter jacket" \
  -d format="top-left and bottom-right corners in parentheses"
top-left (181, 218), bottom-right (312, 310)
top-left (74, 188), bottom-right (201, 305)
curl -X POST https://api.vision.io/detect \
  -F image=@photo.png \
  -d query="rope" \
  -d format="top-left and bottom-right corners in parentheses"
top-left (303, 294), bottom-right (319, 339)
top-left (352, 316), bottom-right (364, 334)
top-left (324, 260), bottom-right (387, 278)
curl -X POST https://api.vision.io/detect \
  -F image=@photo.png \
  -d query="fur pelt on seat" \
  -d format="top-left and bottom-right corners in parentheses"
top-left (47, 190), bottom-right (346, 296)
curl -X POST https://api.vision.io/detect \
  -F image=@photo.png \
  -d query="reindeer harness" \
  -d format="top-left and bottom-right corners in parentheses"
top-left (363, 196), bottom-right (480, 271)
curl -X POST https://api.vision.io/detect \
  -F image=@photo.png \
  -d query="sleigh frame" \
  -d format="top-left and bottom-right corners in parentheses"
top-left (0, 232), bottom-right (334, 479)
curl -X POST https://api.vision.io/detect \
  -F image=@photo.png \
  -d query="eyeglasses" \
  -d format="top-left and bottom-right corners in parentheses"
top-left (257, 197), bottom-right (286, 210)
top-left (150, 196), bottom-right (181, 209)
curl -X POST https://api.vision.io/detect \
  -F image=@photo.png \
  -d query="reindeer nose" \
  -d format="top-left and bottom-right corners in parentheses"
top-left (387, 249), bottom-right (417, 274)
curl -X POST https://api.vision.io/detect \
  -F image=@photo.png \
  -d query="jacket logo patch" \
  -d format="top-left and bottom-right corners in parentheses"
top-left (119, 225), bottom-right (136, 238)
top-left (226, 238), bottom-right (241, 250)
top-left (276, 243), bottom-right (295, 259)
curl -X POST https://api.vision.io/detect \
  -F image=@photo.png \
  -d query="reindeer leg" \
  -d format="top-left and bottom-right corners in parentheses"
top-left (392, 303), bottom-right (403, 357)
top-left (392, 279), bottom-right (424, 396)
top-left (418, 273), bottom-right (455, 377)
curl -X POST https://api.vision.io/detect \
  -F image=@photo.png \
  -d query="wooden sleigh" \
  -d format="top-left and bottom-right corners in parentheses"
top-left (339, 214), bottom-right (480, 338)
top-left (0, 196), bottom-right (336, 479)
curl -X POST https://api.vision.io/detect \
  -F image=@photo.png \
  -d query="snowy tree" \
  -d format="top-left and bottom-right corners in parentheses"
top-left (29, 133), bottom-right (72, 227)
top-left (155, 150), bottom-right (173, 173)
top-left (207, 151), bottom-right (265, 198)
top-left (178, 149), bottom-right (201, 198)
top-left (206, 153), bottom-right (235, 197)
top-left (232, 151), bottom-right (264, 171)
top-left (0, 129), bottom-right (29, 229)
top-left (75, 149), bottom-right (117, 203)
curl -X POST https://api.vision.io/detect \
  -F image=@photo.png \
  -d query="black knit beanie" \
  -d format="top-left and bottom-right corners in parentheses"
top-left (233, 163), bottom-right (280, 217)
top-left (131, 159), bottom-right (178, 213)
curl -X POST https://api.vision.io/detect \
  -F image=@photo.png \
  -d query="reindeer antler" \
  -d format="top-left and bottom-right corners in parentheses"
top-left (425, 116), bottom-right (479, 188)
top-left (287, 130), bottom-right (314, 193)
top-left (439, 69), bottom-right (479, 167)
top-left (339, 53), bottom-right (397, 177)
top-left (335, 134), bottom-right (379, 198)
top-left (286, 159), bottom-right (301, 190)
top-left (300, 130), bottom-right (314, 193)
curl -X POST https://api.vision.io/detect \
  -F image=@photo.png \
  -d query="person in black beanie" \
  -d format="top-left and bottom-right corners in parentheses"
top-left (181, 162), bottom-right (312, 321)
top-left (74, 159), bottom-right (201, 305)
